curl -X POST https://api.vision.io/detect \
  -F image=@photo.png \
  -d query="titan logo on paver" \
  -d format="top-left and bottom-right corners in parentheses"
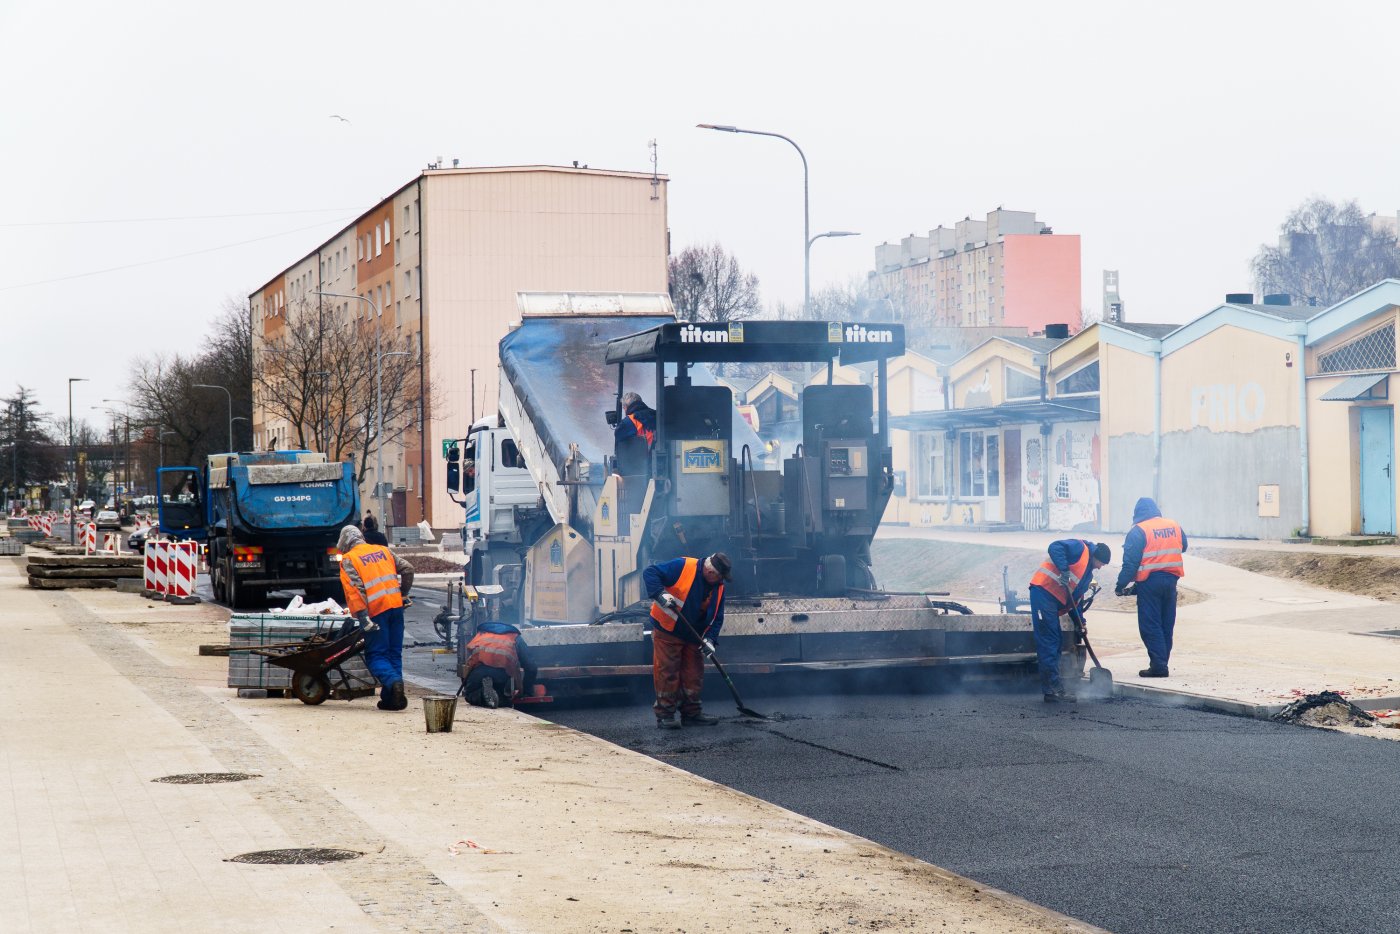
top-left (679, 324), bottom-right (731, 343)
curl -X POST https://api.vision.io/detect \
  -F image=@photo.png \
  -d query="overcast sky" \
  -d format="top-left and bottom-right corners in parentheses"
top-left (4, 0), bottom-right (1397, 425)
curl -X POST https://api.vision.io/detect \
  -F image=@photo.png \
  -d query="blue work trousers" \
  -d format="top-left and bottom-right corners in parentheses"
top-left (1029, 585), bottom-right (1070, 694)
top-left (1135, 572), bottom-right (1178, 671)
top-left (363, 606), bottom-right (406, 690)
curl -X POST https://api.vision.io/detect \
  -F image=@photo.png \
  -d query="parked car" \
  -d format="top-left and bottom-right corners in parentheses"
top-left (94, 510), bottom-right (122, 531)
top-left (127, 527), bottom-right (149, 553)
top-left (78, 499), bottom-right (96, 514)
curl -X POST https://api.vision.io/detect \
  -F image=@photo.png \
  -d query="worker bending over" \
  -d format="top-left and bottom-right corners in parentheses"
top-left (462, 621), bottom-right (538, 708)
top-left (1028, 539), bottom-right (1111, 703)
top-left (337, 525), bottom-right (415, 711)
top-left (1116, 497), bottom-right (1187, 678)
top-left (645, 552), bottom-right (731, 728)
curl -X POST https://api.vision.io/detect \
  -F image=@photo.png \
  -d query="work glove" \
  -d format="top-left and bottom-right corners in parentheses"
top-left (701, 638), bottom-right (716, 657)
top-left (356, 609), bottom-right (378, 633)
top-left (1058, 572), bottom-right (1072, 590)
top-left (659, 593), bottom-right (681, 611)
top-left (1114, 585), bottom-right (1126, 597)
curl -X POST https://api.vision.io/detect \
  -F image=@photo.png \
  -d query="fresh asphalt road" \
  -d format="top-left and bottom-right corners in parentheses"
top-left (210, 578), bottom-right (1400, 933)
top-left (542, 684), bottom-right (1400, 934)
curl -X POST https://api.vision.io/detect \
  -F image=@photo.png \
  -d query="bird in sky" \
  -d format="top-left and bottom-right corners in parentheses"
top-left (329, 114), bottom-right (350, 123)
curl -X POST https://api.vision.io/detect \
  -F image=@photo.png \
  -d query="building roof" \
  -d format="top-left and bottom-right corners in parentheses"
top-left (999, 335), bottom-right (1067, 352)
top-left (1112, 322), bottom-right (1178, 338)
top-left (891, 396), bottom-right (1100, 431)
top-left (1226, 302), bottom-right (1317, 321)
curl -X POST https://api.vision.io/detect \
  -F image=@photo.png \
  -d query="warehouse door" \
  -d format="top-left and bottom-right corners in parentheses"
top-left (1360, 406), bottom-right (1395, 535)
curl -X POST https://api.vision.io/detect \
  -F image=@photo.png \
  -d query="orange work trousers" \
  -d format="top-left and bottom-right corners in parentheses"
top-left (652, 627), bottom-right (705, 718)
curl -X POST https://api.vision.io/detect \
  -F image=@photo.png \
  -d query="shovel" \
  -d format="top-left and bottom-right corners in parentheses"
top-left (1066, 587), bottom-right (1113, 697)
top-left (670, 604), bottom-right (770, 720)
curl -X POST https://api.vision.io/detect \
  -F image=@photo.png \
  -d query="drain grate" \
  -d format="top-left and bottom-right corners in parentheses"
top-left (225, 848), bottom-right (363, 865)
top-left (152, 772), bottom-right (260, 785)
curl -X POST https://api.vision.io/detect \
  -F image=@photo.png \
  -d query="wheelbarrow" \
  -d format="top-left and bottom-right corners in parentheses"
top-left (252, 618), bottom-right (379, 705)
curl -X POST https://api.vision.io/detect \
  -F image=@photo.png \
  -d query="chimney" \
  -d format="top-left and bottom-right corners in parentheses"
top-left (1226, 292), bottom-right (1254, 304)
top-left (1263, 293), bottom-right (1292, 306)
top-left (1044, 323), bottom-right (1070, 339)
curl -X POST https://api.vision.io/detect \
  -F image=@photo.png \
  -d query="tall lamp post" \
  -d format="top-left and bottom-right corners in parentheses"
top-left (231, 415), bottom-right (249, 450)
top-left (698, 123), bottom-right (810, 313)
top-left (68, 377), bottom-right (88, 543)
top-left (312, 290), bottom-right (408, 530)
top-left (193, 383), bottom-right (233, 452)
top-left (101, 399), bottom-right (132, 501)
top-left (806, 231), bottom-right (861, 317)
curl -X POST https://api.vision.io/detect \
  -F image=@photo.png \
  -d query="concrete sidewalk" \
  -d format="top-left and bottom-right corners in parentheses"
top-left (0, 553), bottom-right (1101, 934)
top-left (881, 527), bottom-right (1400, 718)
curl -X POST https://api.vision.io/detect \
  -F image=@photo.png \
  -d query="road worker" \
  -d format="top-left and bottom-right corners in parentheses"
top-left (337, 525), bottom-right (415, 710)
top-left (613, 391), bottom-right (656, 476)
top-left (644, 552), bottom-right (730, 728)
top-left (1028, 539), bottom-right (1111, 702)
top-left (462, 621), bottom-right (538, 708)
top-left (1115, 497), bottom-right (1187, 678)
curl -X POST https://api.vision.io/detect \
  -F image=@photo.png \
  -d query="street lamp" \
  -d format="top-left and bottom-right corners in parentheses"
top-left (100, 399), bottom-right (134, 501)
top-left (231, 416), bottom-right (249, 450)
top-left (313, 290), bottom-right (407, 530)
top-left (192, 383), bottom-right (233, 452)
top-left (806, 231), bottom-right (861, 317)
top-left (698, 123), bottom-right (811, 313)
top-left (159, 430), bottom-right (176, 469)
top-left (68, 377), bottom-right (88, 543)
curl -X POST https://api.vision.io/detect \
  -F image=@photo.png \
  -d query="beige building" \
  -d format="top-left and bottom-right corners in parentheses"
top-left (251, 165), bottom-right (670, 529)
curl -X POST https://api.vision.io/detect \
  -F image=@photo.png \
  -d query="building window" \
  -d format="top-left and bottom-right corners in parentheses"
top-left (958, 430), bottom-right (999, 498)
top-left (1005, 366), bottom-right (1041, 401)
top-left (915, 432), bottom-right (946, 499)
top-left (403, 205), bottom-right (410, 229)
top-left (1055, 360), bottom-right (1100, 396)
top-left (384, 217), bottom-right (391, 242)
top-left (375, 226), bottom-right (382, 257)
top-left (404, 269), bottom-right (412, 297)
top-left (1318, 322), bottom-right (1395, 374)
top-left (395, 238), bottom-right (400, 264)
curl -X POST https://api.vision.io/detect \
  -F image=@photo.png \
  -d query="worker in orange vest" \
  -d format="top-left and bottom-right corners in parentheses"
top-left (337, 525), bottom-right (415, 710)
top-left (462, 621), bottom-right (538, 708)
top-left (1028, 539), bottom-right (1111, 702)
top-left (613, 391), bottom-right (657, 476)
top-left (1115, 497), bottom-right (1187, 678)
top-left (644, 552), bottom-right (731, 728)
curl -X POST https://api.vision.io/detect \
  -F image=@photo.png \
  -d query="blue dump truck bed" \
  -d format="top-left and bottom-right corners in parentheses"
top-left (220, 461), bottom-right (358, 535)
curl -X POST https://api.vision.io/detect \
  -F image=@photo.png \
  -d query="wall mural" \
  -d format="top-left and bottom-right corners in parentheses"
top-left (1021, 425), bottom-right (1101, 530)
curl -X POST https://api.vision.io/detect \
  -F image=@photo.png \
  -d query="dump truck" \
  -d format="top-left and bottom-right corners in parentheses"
top-left (444, 293), bottom-right (1038, 695)
top-left (158, 451), bottom-right (360, 609)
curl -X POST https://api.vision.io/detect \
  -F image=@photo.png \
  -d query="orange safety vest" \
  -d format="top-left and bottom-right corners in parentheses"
top-left (339, 543), bottom-right (404, 616)
top-left (650, 557), bottom-right (723, 635)
top-left (627, 411), bottom-right (655, 447)
top-left (1029, 541), bottom-right (1092, 608)
top-left (1135, 517), bottom-right (1185, 581)
top-left (465, 630), bottom-right (523, 691)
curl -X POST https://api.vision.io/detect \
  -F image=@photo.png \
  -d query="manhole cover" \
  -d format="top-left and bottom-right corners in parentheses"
top-left (225, 848), bottom-right (363, 865)
top-left (152, 772), bottom-right (260, 784)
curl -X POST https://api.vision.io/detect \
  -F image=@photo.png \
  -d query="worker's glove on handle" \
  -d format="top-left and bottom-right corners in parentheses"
top-left (701, 638), bottom-right (716, 657)
top-left (1114, 585), bottom-right (1126, 597)
top-left (1058, 572), bottom-right (1072, 590)
top-left (356, 610), bottom-right (378, 633)
top-left (659, 593), bottom-right (681, 611)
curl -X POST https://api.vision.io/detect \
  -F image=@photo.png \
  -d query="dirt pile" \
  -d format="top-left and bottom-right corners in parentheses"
top-left (1193, 547), bottom-right (1400, 602)
top-left (1272, 691), bottom-right (1376, 728)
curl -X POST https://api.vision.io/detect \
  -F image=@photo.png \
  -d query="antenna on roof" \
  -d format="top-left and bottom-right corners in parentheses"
top-left (649, 140), bottom-right (660, 201)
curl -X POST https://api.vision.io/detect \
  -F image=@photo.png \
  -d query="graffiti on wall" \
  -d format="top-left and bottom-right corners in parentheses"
top-left (1190, 383), bottom-right (1266, 430)
top-left (1022, 425), bottom-right (1101, 530)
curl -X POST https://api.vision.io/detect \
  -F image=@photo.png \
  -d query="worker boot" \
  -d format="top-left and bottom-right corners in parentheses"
top-left (391, 680), bottom-right (408, 710)
top-left (682, 712), bottom-right (719, 726)
top-left (1043, 691), bottom-right (1078, 703)
top-left (1139, 667), bottom-right (1169, 678)
top-left (656, 712), bottom-right (681, 730)
top-left (481, 677), bottom-right (499, 709)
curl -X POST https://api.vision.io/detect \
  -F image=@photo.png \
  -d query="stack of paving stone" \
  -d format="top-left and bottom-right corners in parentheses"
top-left (26, 553), bottom-right (143, 590)
top-left (228, 613), bottom-right (376, 695)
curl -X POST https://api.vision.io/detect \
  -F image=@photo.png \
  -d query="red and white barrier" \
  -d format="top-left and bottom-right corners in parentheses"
top-left (144, 541), bottom-right (165, 594)
top-left (82, 523), bottom-right (97, 554)
top-left (40, 516), bottom-right (53, 537)
top-left (167, 542), bottom-right (198, 598)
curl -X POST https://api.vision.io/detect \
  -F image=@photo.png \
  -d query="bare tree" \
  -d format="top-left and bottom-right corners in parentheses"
top-left (254, 300), bottom-right (431, 486)
top-left (0, 387), bottom-right (62, 505)
top-left (668, 243), bottom-right (762, 322)
top-left (1252, 197), bottom-right (1400, 306)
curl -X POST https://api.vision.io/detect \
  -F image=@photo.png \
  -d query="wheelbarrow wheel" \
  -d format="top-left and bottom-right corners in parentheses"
top-left (292, 671), bottom-right (332, 705)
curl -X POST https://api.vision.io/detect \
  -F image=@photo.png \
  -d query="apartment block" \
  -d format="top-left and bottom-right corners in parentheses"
top-left (251, 164), bottom-right (670, 530)
top-left (871, 209), bottom-right (1081, 337)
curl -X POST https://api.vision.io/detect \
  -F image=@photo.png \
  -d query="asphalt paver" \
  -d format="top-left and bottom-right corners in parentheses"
top-left (545, 685), bottom-right (1400, 934)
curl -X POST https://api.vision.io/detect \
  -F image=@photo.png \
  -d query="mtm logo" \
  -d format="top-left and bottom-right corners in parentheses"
top-left (684, 445), bottom-right (722, 470)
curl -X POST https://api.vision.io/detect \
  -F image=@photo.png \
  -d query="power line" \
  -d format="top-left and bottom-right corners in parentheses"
top-left (0, 217), bottom-right (355, 292)
top-left (0, 207), bottom-right (363, 228)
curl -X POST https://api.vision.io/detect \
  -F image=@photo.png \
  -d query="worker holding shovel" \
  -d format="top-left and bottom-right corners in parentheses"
top-left (644, 552), bottom-right (731, 729)
top-left (1028, 540), bottom-right (1111, 703)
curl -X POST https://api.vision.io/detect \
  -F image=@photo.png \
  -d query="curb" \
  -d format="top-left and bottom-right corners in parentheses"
top-left (1113, 681), bottom-right (1287, 720)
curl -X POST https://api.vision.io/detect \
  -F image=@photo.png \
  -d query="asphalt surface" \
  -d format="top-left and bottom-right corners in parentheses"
top-left (539, 683), bottom-right (1400, 934)
top-left (205, 576), bottom-right (1400, 933)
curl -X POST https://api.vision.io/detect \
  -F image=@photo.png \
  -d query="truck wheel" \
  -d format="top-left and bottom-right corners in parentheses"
top-left (819, 554), bottom-right (847, 597)
top-left (228, 569), bottom-right (249, 610)
top-left (292, 672), bottom-right (331, 705)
